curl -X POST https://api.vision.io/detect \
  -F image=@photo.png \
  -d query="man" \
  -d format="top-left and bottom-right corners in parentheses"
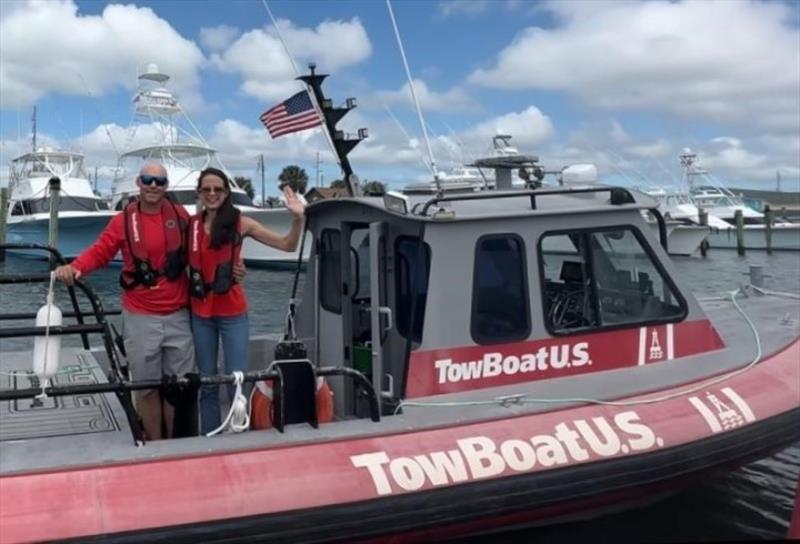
top-left (55, 161), bottom-right (194, 440)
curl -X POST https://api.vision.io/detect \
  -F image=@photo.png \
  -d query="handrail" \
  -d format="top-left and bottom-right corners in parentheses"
top-left (0, 244), bottom-right (96, 348)
top-left (0, 243), bottom-right (141, 441)
top-left (419, 186), bottom-right (637, 216)
top-left (0, 365), bottom-right (381, 441)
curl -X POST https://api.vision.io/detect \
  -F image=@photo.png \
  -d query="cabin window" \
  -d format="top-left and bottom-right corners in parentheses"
top-left (539, 226), bottom-right (686, 334)
top-left (319, 229), bottom-right (342, 314)
top-left (396, 236), bottom-right (430, 343)
top-left (471, 234), bottom-right (531, 344)
top-left (11, 202), bottom-right (24, 215)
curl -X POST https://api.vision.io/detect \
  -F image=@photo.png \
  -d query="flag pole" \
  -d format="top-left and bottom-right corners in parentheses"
top-left (260, 0), bottom-right (341, 175)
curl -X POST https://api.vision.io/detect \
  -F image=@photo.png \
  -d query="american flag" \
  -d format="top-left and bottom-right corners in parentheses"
top-left (259, 91), bottom-right (322, 139)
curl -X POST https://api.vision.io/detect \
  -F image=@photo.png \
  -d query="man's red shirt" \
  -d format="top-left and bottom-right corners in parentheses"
top-left (72, 205), bottom-right (190, 315)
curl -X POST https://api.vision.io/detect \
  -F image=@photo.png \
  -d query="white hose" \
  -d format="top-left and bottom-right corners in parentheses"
top-left (206, 371), bottom-right (250, 436)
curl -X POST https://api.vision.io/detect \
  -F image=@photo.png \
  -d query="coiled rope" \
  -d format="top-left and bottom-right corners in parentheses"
top-left (206, 371), bottom-right (250, 436)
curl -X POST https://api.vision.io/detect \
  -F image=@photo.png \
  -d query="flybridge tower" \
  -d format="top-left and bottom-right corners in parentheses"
top-left (127, 63), bottom-right (208, 149)
top-left (679, 148), bottom-right (706, 191)
top-left (298, 63), bottom-right (367, 196)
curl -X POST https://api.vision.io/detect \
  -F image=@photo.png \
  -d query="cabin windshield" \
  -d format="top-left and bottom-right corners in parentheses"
top-left (539, 226), bottom-right (686, 334)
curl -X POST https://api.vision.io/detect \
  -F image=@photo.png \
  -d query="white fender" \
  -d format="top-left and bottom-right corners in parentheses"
top-left (32, 292), bottom-right (62, 380)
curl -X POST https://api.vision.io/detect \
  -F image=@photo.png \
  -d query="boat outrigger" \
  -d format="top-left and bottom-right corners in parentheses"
top-left (1, 68), bottom-right (798, 543)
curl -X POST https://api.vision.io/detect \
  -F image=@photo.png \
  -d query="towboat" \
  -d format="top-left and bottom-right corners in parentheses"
top-left (1, 69), bottom-right (798, 543)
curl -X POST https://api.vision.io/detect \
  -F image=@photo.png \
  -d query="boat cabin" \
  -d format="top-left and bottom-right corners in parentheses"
top-left (293, 185), bottom-right (704, 417)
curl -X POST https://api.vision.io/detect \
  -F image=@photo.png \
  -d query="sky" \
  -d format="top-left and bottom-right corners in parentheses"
top-left (1, 0), bottom-right (799, 198)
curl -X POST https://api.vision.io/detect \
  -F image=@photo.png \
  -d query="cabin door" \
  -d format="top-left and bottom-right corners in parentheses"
top-left (367, 222), bottom-right (393, 400)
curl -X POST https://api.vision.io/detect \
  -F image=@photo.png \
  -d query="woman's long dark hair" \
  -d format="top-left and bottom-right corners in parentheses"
top-left (197, 167), bottom-right (240, 249)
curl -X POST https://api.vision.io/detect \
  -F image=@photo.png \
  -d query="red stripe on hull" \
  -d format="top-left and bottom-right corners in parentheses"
top-left (407, 319), bottom-right (724, 397)
top-left (0, 339), bottom-right (796, 544)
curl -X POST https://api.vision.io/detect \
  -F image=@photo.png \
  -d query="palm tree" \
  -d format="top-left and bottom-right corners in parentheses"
top-left (278, 165), bottom-right (309, 195)
top-left (234, 176), bottom-right (255, 201)
top-left (361, 180), bottom-right (386, 196)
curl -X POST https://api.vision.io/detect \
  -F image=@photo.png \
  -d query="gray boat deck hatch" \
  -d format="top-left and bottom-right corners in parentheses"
top-left (1, 349), bottom-right (123, 442)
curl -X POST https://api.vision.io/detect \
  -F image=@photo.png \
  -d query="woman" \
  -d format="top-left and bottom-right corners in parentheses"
top-left (190, 167), bottom-right (304, 434)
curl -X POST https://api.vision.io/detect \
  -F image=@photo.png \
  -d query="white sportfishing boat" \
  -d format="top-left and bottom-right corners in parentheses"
top-left (4, 149), bottom-right (115, 260)
top-left (110, 64), bottom-right (306, 268)
top-left (679, 149), bottom-right (800, 251)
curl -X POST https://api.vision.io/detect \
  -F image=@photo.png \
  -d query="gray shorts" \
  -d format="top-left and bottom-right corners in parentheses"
top-left (122, 309), bottom-right (196, 382)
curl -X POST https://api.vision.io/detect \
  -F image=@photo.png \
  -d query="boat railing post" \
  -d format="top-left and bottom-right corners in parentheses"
top-left (698, 207), bottom-right (708, 257)
top-left (0, 187), bottom-right (8, 262)
top-left (764, 204), bottom-right (773, 255)
top-left (735, 208), bottom-right (745, 256)
top-left (47, 177), bottom-right (61, 267)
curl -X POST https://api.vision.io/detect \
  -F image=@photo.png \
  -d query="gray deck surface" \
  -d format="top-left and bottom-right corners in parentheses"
top-left (1, 290), bottom-right (798, 475)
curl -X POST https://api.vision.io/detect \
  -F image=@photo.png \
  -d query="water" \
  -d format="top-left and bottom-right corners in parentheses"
top-left (1, 250), bottom-right (798, 540)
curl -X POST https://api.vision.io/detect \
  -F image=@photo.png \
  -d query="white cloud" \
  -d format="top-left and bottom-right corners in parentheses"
top-left (213, 17), bottom-right (372, 101)
top-left (457, 106), bottom-right (554, 156)
top-left (437, 0), bottom-right (524, 18)
top-left (374, 79), bottom-right (478, 113)
top-left (438, 1), bottom-right (490, 18)
top-left (469, 0), bottom-right (800, 131)
top-left (0, 0), bottom-right (205, 109)
top-left (199, 24), bottom-right (240, 52)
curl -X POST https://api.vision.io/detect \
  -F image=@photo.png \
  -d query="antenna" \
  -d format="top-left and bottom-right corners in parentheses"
top-left (32, 106), bottom-right (37, 152)
top-left (386, 0), bottom-right (441, 192)
top-left (776, 170), bottom-right (782, 192)
top-left (383, 104), bottom-right (434, 173)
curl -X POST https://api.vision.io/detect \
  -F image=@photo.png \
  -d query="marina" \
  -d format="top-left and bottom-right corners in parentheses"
top-left (1, 68), bottom-right (798, 542)
top-left (1, 1), bottom-right (799, 542)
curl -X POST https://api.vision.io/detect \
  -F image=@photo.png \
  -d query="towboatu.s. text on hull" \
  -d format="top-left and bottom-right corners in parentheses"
top-left (1, 68), bottom-right (798, 543)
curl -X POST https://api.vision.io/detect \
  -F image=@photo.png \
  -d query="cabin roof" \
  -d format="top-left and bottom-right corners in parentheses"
top-left (307, 185), bottom-right (659, 223)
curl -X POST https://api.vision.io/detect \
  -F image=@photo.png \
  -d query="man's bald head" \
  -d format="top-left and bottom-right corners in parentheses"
top-left (139, 160), bottom-right (167, 178)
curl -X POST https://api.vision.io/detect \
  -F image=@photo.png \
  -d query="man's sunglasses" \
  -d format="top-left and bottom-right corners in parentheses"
top-left (139, 175), bottom-right (168, 187)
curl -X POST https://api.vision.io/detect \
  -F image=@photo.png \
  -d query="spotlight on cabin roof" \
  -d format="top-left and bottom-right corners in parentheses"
top-left (383, 191), bottom-right (409, 214)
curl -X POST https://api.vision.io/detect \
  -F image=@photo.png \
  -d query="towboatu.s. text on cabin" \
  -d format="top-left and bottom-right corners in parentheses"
top-left (1, 67), bottom-right (798, 543)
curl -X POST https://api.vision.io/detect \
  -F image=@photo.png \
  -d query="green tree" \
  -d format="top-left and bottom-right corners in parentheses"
top-left (278, 165), bottom-right (309, 195)
top-left (265, 196), bottom-right (282, 208)
top-left (234, 176), bottom-right (255, 201)
top-left (361, 180), bottom-right (386, 196)
top-left (329, 178), bottom-right (347, 189)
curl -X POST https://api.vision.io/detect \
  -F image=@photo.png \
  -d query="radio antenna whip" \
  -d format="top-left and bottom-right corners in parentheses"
top-left (386, 0), bottom-right (441, 193)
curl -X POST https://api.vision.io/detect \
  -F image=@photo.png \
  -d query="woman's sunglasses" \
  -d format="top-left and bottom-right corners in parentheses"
top-left (139, 175), bottom-right (168, 187)
top-left (199, 187), bottom-right (227, 194)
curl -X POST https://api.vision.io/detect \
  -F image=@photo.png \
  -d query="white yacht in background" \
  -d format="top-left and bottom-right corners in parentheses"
top-left (110, 64), bottom-right (306, 267)
top-left (5, 149), bottom-right (115, 260)
top-left (678, 149), bottom-right (799, 250)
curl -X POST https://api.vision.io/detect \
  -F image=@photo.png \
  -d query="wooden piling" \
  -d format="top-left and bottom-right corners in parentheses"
top-left (735, 209), bottom-right (745, 256)
top-left (698, 207), bottom-right (708, 257)
top-left (0, 187), bottom-right (8, 262)
top-left (48, 177), bottom-right (61, 266)
top-left (764, 204), bottom-right (773, 255)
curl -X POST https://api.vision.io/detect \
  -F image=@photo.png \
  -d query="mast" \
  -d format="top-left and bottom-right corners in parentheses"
top-left (297, 63), bottom-right (366, 196)
top-left (31, 106), bottom-right (37, 152)
top-left (260, 154), bottom-right (266, 207)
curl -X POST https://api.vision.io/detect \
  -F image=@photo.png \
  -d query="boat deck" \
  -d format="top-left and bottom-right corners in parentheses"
top-left (1, 290), bottom-right (798, 476)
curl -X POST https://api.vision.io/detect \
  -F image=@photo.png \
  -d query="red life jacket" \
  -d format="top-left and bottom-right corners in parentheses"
top-left (188, 211), bottom-right (243, 299)
top-left (120, 200), bottom-right (187, 290)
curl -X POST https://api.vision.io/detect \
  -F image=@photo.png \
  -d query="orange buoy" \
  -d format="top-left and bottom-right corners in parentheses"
top-left (250, 378), bottom-right (334, 430)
